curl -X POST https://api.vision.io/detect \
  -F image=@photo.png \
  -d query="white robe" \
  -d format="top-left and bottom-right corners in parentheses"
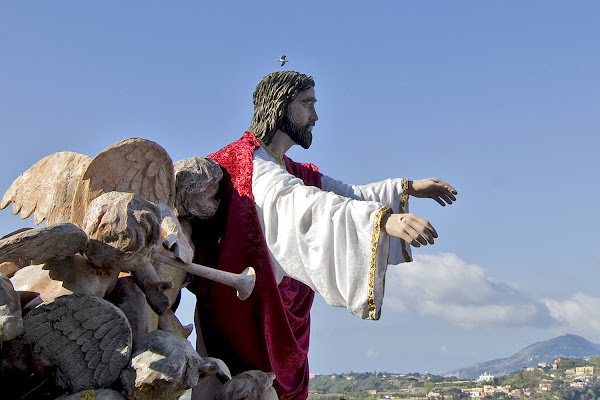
top-left (252, 146), bottom-right (412, 320)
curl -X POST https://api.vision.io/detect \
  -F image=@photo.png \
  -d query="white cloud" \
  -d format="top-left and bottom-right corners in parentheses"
top-left (382, 252), bottom-right (600, 337)
top-left (543, 293), bottom-right (600, 337)
top-left (384, 253), bottom-right (552, 328)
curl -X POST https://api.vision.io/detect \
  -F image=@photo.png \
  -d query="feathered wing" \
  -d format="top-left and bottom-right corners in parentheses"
top-left (84, 138), bottom-right (176, 208)
top-left (22, 294), bottom-right (132, 392)
top-left (0, 223), bottom-right (89, 266)
top-left (1, 138), bottom-right (175, 227)
top-left (0, 152), bottom-right (91, 225)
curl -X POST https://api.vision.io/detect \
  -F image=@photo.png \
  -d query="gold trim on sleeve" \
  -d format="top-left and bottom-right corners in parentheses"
top-left (367, 205), bottom-right (392, 320)
top-left (399, 178), bottom-right (409, 213)
top-left (399, 178), bottom-right (412, 262)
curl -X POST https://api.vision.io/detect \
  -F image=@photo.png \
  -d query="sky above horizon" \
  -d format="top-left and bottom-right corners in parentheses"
top-left (1, 1), bottom-right (599, 375)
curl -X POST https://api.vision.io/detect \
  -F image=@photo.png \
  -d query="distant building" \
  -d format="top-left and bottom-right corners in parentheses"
top-left (508, 388), bottom-right (522, 398)
top-left (476, 372), bottom-right (494, 383)
top-left (497, 386), bottom-right (511, 395)
top-left (539, 382), bottom-right (552, 391)
top-left (575, 366), bottom-right (594, 376)
top-left (537, 362), bottom-right (547, 368)
top-left (465, 387), bottom-right (483, 398)
top-left (483, 385), bottom-right (510, 396)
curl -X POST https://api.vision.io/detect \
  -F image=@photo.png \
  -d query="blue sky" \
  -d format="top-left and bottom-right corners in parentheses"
top-left (1, 1), bottom-right (599, 375)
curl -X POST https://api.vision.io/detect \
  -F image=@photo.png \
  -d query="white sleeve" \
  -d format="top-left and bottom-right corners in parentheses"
top-left (252, 147), bottom-right (396, 320)
top-left (321, 175), bottom-right (412, 265)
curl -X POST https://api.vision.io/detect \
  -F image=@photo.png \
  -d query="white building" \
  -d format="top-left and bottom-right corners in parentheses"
top-left (476, 372), bottom-right (495, 383)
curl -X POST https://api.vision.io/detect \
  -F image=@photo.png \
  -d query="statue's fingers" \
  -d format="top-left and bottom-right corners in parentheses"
top-left (409, 216), bottom-right (438, 239)
top-left (407, 236), bottom-right (423, 247)
top-left (446, 184), bottom-right (458, 195)
top-left (419, 228), bottom-right (435, 245)
top-left (440, 194), bottom-right (454, 205)
top-left (433, 196), bottom-right (446, 207)
top-left (398, 227), bottom-right (422, 247)
top-left (445, 191), bottom-right (457, 202)
top-left (407, 220), bottom-right (435, 244)
top-left (408, 226), bottom-right (429, 246)
top-left (437, 179), bottom-right (457, 195)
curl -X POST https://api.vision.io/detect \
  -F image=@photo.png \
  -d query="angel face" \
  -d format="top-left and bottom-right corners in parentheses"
top-left (82, 192), bottom-right (162, 271)
top-left (173, 157), bottom-right (223, 220)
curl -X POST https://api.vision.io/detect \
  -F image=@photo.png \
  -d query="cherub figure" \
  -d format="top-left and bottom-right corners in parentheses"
top-left (0, 138), bottom-right (246, 341)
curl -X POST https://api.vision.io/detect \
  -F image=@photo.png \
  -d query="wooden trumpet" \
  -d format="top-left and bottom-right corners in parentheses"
top-left (152, 253), bottom-right (256, 300)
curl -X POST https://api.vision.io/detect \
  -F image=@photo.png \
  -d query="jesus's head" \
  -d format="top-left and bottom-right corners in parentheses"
top-left (249, 71), bottom-right (317, 149)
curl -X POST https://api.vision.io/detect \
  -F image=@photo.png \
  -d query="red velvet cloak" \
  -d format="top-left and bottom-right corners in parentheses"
top-left (194, 132), bottom-right (322, 399)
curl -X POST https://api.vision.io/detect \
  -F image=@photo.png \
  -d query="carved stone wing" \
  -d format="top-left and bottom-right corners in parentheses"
top-left (0, 223), bottom-right (88, 266)
top-left (22, 294), bottom-right (132, 392)
top-left (84, 138), bottom-right (176, 208)
top-left (0, 152), bottom-right (91, 225)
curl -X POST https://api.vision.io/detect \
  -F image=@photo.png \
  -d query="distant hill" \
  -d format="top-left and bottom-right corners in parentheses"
top-left (446, 334), bottom-right (600, 379)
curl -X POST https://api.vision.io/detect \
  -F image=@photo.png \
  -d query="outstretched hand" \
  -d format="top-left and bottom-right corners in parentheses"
top-left (408, 178), bottom-right (457, 206)
top-left (382, 213), bottom-right (437, 248)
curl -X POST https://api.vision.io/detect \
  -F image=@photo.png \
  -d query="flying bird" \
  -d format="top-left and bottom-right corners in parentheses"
top-left (277, 55), bottom-right (288, 66)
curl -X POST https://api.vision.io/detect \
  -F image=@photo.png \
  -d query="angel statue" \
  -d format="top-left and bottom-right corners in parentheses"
top-left (0, 138), bottom-right (255, 399)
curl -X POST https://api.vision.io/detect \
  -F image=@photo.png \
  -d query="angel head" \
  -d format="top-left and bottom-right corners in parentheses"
top-left (82, 192), bottom-right (162, 271)
top-left (174, 156), bottom-right (223, 220)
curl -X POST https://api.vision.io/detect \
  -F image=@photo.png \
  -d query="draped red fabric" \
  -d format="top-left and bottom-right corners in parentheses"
top-left (195, 132), bottom-right (322, 399)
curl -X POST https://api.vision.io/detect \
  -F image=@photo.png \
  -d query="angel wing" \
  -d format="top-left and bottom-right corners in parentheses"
top-left (84, 138), bottom-right (175, 209)
top-left (22, 294), bottom-right (132, 392)
top-left (1, 152), bottom-right (91, 225)
top-left (0, 223), bottom-right (89, 266)
top-left (1, 138), bottom-right (175, 227)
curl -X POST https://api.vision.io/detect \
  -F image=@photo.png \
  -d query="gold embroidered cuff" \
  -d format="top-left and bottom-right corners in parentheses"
top-left (399, 178), bottom-right (412, 262)
top-left (400, 178), bottom-right (409, 213)
top-left (367, 205), bottom-right (392, 320)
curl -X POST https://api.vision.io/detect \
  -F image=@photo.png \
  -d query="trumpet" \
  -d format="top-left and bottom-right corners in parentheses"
top-left (152, 253), bottom-right (256, 300)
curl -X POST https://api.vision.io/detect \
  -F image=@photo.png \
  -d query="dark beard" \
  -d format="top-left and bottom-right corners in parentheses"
top-left (278, 113), bottom-right (313, 149)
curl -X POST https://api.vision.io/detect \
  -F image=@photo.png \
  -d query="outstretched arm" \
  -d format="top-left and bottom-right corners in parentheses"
top-left (408, 178), bottom-right (457, 206)
top-left (322, 176), bottom-right (454, 249)
top-left (253, 148), bottom-right (405, 320)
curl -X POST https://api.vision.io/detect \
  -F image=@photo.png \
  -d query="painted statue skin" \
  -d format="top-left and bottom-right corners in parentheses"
top-left (193, 71), bottom-right (457, 400)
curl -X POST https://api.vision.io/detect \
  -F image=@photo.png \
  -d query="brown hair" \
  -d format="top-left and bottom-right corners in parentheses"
top-left (248, 71), bottom-right (315, 145)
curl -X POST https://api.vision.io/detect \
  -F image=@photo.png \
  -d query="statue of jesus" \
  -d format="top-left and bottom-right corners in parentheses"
top-left (191, 71), bottom-right (457, 400)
